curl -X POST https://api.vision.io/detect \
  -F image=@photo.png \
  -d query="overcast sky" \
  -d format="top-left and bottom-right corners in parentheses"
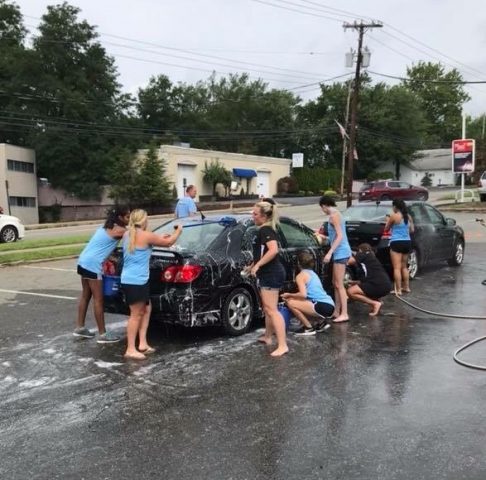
top-left (14, 0), bottom-right (486, 117)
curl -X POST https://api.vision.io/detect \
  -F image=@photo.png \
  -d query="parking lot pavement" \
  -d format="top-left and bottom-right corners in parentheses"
top-left (1, 247), bottom-right (486, 479)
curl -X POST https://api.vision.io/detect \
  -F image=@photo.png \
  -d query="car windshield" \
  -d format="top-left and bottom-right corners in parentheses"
top-left (342, 205), bottom-right (389, 222)
top-left (154, 220), bottom-right (227, 252)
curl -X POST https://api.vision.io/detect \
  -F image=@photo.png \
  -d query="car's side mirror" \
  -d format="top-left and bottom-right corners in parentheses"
top-left (446, 218), bottom-right (456, 226)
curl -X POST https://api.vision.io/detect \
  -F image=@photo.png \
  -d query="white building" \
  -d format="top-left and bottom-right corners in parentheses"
top-left (379, 149), bottom-right (456, 187)
top-left (0, 144), bottom-right (39, 224)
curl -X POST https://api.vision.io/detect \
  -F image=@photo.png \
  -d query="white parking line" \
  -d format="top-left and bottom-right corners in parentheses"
top-left (20, 266), bottom-right (76, 272)
top-left (0, 289), bottom-right (76, 300)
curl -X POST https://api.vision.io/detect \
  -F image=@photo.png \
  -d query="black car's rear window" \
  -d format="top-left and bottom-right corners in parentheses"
top-left (154, 221), bottom-right (227, 251)
top-left (342, 205), bottom-right (389, 222)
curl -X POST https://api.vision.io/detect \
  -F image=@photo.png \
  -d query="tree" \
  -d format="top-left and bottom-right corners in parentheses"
top-left (202, 159), bottom-right (232, 197)
top-left (403, 62), bottom-right (470, 145)
top-left (421, 173), bottom-right (432, 187)
top-left (24, 3), bottom-right (127, 198)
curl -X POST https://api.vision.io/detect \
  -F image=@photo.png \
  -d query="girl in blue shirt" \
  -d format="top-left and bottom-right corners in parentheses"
top-left (122, 209), bottom-right (182, 360)
top-left (318, 195), bottom-right (352, 323)
top-left (74, 205), bottom-right (130, 343)
top-left (384, 199), bottom-right (414, 295)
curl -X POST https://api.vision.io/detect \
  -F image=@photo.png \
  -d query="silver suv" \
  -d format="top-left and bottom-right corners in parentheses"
top-left (479, 171), bottom-right (486, 202)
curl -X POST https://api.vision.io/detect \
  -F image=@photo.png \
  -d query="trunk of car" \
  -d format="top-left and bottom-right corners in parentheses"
top-left (346, 221), bottom-right (387, 249)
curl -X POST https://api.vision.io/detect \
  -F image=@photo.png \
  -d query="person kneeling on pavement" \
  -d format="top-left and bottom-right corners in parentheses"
top-left (346, 243), bottom-right (392, 316)
top-left (281, 250), bottom-right (335, 336)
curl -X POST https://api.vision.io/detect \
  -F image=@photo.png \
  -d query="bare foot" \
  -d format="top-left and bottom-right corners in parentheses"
top-left (139, 346), bottom-right (156, 354)
top-left (258, 335), bottom-right (273, 345)
top-left (333, 315), bottom-right (349, 323)
top-left (270, 346), bottom-right (289, 357)
top-left (369, 301), bottom-right (383, 317)
top-left (124, 351), bottom-right (146, 360)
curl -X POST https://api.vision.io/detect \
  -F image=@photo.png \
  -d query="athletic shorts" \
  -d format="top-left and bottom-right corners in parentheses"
top-left (390, 240), bottom-right (411, 254)
top-left (121, 282), bottom-right (150, 305)
top-left (77, 264), bottom-right (100, 280)
top-left (333, 257), bottom-right (349, 265)
top-left (361, 282), bottom-right (391, 300)
top-left (258, 266), bottom-right (286, 290)
top-left (313, 301), bottom-right (335, 318)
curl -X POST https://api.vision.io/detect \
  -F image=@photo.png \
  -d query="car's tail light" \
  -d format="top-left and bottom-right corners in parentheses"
top-left (161, 265), bottom-right (203, 283)
top-left (381, 228), bottom-right (391, 239)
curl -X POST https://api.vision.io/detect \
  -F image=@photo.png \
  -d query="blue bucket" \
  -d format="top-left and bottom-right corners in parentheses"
top-left (103, 275), bottom-right (120, 297)
top-left (278, 304), bottom-right (292, 331)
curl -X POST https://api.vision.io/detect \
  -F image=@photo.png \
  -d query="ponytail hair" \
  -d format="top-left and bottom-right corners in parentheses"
top-left (255, 200), bottom-right (279, 230)
top-left (392, 199), bottom-right (409, 225)
top-left (104, 205), bottom-right (130, 229)
top-left (127, 209), bottom-right (147, 253)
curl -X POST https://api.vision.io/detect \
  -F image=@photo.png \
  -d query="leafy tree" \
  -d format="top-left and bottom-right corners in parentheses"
top-left (202, 159), bottom-right (232, 196)
top-left (421, 173), bottom-right (432, 187)
top-left (403, 62), bottom-right (470, 145)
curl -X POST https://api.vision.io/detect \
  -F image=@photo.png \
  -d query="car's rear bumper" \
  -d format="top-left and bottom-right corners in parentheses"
top-left (104, 291), bottom-right (224, 328)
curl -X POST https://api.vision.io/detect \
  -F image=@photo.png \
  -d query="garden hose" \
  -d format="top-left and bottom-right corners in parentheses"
top-left (393, 294), bottom-right (486, 370)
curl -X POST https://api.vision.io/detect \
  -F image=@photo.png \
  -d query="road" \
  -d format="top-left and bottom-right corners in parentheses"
top-left (1, 204), bottom-right (486, 479)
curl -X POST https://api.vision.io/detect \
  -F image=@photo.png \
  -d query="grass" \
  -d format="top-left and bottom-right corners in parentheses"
top-left (0, 234), bottom-right (90, 252)
top-left (437, 188), bottom-right (478, 201)
top-left (0, 245), bottom-right (84, 264)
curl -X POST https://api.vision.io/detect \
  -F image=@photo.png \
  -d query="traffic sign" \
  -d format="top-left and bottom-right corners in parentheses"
top-left (292, 153), bottom-right (304, 168)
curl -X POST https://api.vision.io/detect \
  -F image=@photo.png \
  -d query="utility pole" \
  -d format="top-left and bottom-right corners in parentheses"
top-left (343, 20), bottom-right (382, 207)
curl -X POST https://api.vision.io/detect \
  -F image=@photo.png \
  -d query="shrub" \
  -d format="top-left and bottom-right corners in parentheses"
top-left (277, 176), bottom-right (299, 194)
top-left (324, 190), bottom-right (338, 198)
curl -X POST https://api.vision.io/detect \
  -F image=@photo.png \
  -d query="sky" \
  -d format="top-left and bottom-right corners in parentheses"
top-left (13, 0), bottom-right (486, 118)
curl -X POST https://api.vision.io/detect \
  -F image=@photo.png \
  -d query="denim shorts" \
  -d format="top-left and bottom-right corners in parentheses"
top-left (258, 266), bottom-right (286, 290)
top-left (333, 257), bottom-right (349, 265)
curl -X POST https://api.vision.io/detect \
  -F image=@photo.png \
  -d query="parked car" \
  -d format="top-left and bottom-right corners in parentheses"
top-left (359, 180), bottom-right (429, 202)
top-left (104, 214), bottom-right (331, 336)
top-left (320, 201), bottom-right (464, 279)
top-left (478, 171), bottom-right (486, 202)
top-left (0, 213), bottom-right (25, 243)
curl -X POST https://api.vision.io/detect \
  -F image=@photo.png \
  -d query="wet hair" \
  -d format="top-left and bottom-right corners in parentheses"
top-left (255, 200), bottom-right (279, 230)
top-left (297, 250), bottom-right (315, 270)
top-left (319, 195), bottom-right (337, 207)
top-left (392, 199), bottom-right (409, 224)
top-left (127, 209), bottom-right (148, 253)
top-left (357, 243), bottom-right (375, 255)
top-left (104, 205), bottom-right (130, 229)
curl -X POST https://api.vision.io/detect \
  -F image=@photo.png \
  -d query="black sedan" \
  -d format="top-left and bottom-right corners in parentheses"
top-left (321, 201), bottom-right (465, 278)
top-left (104, 214), bottom-right (330, 336)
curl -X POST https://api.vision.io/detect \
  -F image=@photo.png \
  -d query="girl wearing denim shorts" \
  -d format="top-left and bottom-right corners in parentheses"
top-left (247, 200), bottom-right (288, 357)
top-left (319, 195), bottom-right (352, 323)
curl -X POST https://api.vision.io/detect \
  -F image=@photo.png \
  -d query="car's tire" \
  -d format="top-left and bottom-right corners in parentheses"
top-left (416, 192), bottom-right (428, 201)
top-left (0, 225), bottom-right (18, 243)
top-left (380, 195), bottom-right (391, 201)
top-left (221, 287), bottom-right (254, 336)
top-left (447, 239), bottom-right (465, 266)
top-left (408, 248), bottom-right (419, 279)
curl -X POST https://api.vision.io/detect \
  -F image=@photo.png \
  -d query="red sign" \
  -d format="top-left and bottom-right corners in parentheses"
top-left (452, 139), bottom-right (475, 173)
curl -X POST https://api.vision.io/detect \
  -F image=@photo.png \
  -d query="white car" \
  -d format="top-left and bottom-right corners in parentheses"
top-left (0, 213), bottom-right (25, 243)
top-left (479, 171), bottom-right (486, 202)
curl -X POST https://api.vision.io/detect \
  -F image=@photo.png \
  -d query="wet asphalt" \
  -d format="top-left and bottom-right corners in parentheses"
top-left (1, 243), bottom-right (486, 479)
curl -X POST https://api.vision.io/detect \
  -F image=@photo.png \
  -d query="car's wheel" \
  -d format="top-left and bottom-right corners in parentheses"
top-left (0, 225), bottom-right (18, 243)
top-left (447, 239), bottom-right (464, 266)
top-left (416, 192), bottom-right (428, 201)
top-left (381, 195), bottom-right (391, 201)
top-left (221, 287), bottom-right (254, 336)
top-left (408, 248), bottom-right (419, 279)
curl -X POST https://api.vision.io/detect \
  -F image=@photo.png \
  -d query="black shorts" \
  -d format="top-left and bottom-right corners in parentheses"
top-left (77, 264), bottom-right (100, 280)
top-left (361, 282), bottom-right (391, 300)
top-left (390, 240), bottom-right (411, 254)
top-left (258, 265), bottom-right (286, 290)
top-left (121, 282), bottom-right (150, 305)
top-left (313, 301), bottom-right (335, 318)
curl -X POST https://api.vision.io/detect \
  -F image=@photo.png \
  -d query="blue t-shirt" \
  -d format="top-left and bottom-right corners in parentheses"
top-left (175, 196), bottom-right (197, 218)
top-left (78, 226), bottom-right (119, 275)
